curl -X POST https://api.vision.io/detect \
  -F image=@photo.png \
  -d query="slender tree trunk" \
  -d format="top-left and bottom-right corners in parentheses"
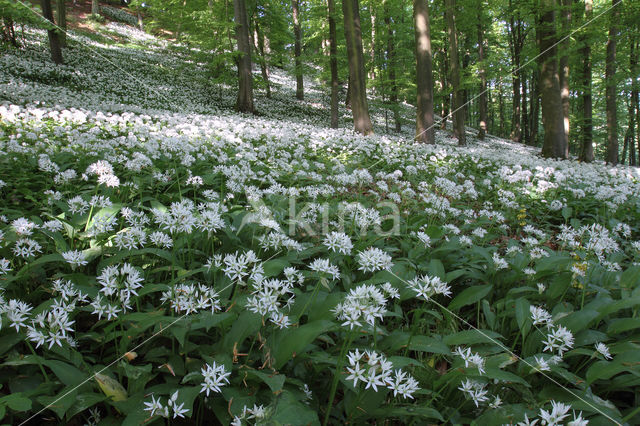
top-left (292, 0), bottom-right (304, 100)
top-left (56, 0), bottom-right (66, 48)
top-left (369, 5), bottom-right (376, 82)
top-left (559, 0), bottom-right (571, 155)
top-left (384, 2), bottom-right (401, 132)
top-left (578, 0), bottom-right (594, 161)
top-left (498, 77), bottom-right (505, 137)
top-left (413, 0), bottom-right (435, 144)
top-left (539, 0), bottom-right (566, 159)
top-left (477, 16), bottom-right (487, 139)
top-left (91, 0), bottom-right (99, 15)
top-left (440, 48), bottom-right (449, 130)
top-left (234, 0), bottom-right (254, 113)
top-left (508, 2), bottom-right (522, 143)
top-left (342, 0), bottom-right (373, 135)
top-left (529, 67), bottom-right (540, 146)
top-left (255, 19), bottom-right (271, 98)
top-left (629, 35), bottom-right (638, 166)
top-left (41, 0), bottom-right (63, 64)
top-left (328, 0), bottom-right (339, 128)
top-left (522, 73), bottom-right (529, 144)
top-left (445, 0), bottom-right (465, 145)
top-left (605, 0), bottom-right (620, 164)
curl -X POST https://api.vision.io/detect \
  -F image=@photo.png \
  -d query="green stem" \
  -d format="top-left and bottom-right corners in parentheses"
top-left (323, 331), bottom-right (355, 426)
top-left (26, 341), bottom-right (50, 382)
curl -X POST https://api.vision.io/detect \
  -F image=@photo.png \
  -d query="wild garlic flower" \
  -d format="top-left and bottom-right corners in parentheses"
top-left (200, 361), bottom-right (231, 396)
top-left (455, 346), bottom-right (486, 374)
top-left (492, 252), bottom-right (508, 270)
top-left (93, 263), bottom-right (144, 315)
top-left (543, 325), bottom-right (574, 357)
top-left (345, 349), bottom-right (419, 398)
top-left (323, 231), bottom-right (353, 255)
top-left (0, 258), bottom-right (11, 275)
top-left (357, 247), bottom-right (393, 273)
top-left (61, 250), bottom-right (88, 268)
top-left (458, 379), bottom-right (489, 407)
top-left (595, 342), bottom-right (612, 360)
top-left (11, 217), bottom-right (38, 236)
top-left (309, 258), bottom-right (340, 281)
top-left (222, 250), bottom-right (261, 282)
top-left (538, 401), bottom-right (571, 425)
top-left (246, 278), bottom-right (295, 328)
top-left (143, 391), bottom-right (189, 419)
top-left (13, 238), bottom-right (42, 258)
top-left (161, 282), bottom-right (221, 315)
top-left (333, 284), bottom-right (389, 329)
top-left (1, 299), bottom-right (33, 332)
top-left (149, 231), bottom-right (173, 248)
top-left (406, 274), bottom-right (451, 301)
top-left (67, 196), bottom-right (89, 215)
top-left (26, 305), bottom-right (76, 349)
top-left (530, 306), bottom-right (553, 327)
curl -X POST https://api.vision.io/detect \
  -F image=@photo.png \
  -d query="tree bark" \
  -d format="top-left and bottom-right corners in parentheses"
top-left (342, 0), bottom-right (373, 135)
top-left (629, 35), bottom-right (638, 166)
top-left (384, 2), bottom-right (401, 132)
top-left (539, 0), bottom-right (566, 159)
top-left (445, 0), bottom-right (465, 145)
top-left (41, 0), bottom-right (63, 65)
top-left (578, 0), bottom-right (593, 161)
top-left (234, 0), bottom-right (254, 113)
top-left (413, 0), bottom-right (434, 144)
top-left (91, 0), bottom-right (99, 15)
top-left (440, 48), bottom-right (449, 130)
top-left (559, 0), bottom-right (571, 153)
top-left (605, 0), bottom-right (620, 164)
top-left (56, 0), bottom-right (66, 48)
top-left (522, 71), bottom-right (529, 144)
top-left (292, 0), bottom-right (304, 100)
top-left (477, 16), bottom-right (487, 139)
top-left (328, 0), bottom-right (339, 128)
top-left (508, 1), bottom-right (522, 143)
top-left (498, 77), bottom-right (505, 137)
top-left (255, 19), bottom-right (271, 98)
top-left (529, 67), bottom-right (540, 146)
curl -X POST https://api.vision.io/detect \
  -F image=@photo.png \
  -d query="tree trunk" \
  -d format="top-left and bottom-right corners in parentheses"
top-left (234, 0), bottom-right (254, 113)
top-left (539, 0), bottom-right (566, 159)
top-left (328, 0), bottom-right (339, 128)
top-left (369, 5), bottom-right (376, 82)
top-left (255, 19), bottom-right (271, 98)
top-left (498, 77), bottom-right (505, 137)
top-left (508, 1), bottom-right (522, 143)
top-left (292, 0), bottom-right (304, 100)
top-left (578, 0), bottom-right (594, 162)
top-left (91, 0), bottom-right (99, 15)
top-left (522, 72), bottom-right (529, 144)
top-left (440, 48), bottom-right (449, 130)
top-left (629, 35), bottom-right (638, 166)
top-left (445, 0), bottom-right (465, 145)
top-left (41, 0), bottom-right (63, 65)
top-left (342, 0), bottom-right (373, 135)
top-left (477, 16), bottom-right (487, 139)
top-left (559, 0), bottom-right (571, 154)
top-left (56, 0), bottom-right (66, 48)
top-left (384, 2), bottom-right (401, 132)
top-left (605, 0), bottom-right (620, 164)
top-left (529, 67), bottom-right (540, 146)
top-left (413, 0), bottom-right (435, 144)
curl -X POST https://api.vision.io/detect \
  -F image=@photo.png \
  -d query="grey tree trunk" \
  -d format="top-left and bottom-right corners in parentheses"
top-left (384, 3), bottom-right (401, 132)
top-left (293, 0), bottom-right (304, 100)
top-left (413, 0), bottom-right (434, 144)
top-left (579, 0), bottom-right (594, 162)
top-left (255, 19), bottom-right (271, 98)
top-left (445, 0), bottom-right (465, 146)
top-left (559, 0), bottom-right (571, 153)
top-left (328, 0), bottom-right (339, 127)
top-left (91, 0), bottom-right (100, 16)
top-left (477, 16), bottom-right (487, 140)
top-left (42, 0), bottom-right (63, 65)
top-left (605, 0), bottom-right (620, 164)
top-left (539, 0), bottom-right (566, 159)
top-left (342, 0), bottom-right (373, 135)
top-left (56, 0), bottom-right (66, 48)
top-left (234, 0), bottom-right (254, 113)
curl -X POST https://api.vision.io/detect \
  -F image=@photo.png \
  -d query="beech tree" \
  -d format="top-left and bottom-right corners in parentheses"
top-left (539, 0), bottom-right (566, 159)
top-left (327, 0), bottom-right (339, 127)
top-left (605, 0), bottom-right (620, 164)
top-left (342, 0), bottom-right (373, 135)
top-left (445, 0), bottom-right (465, 146)
top-left (234, 0), bottom-right (254, 113)
top-left (413, 0), bottom-right (434, 144)
top-left (41, 0), bottom-right (63, 65)
top-left (578, 0), bottom-right (594, 162)
top-left (292, 0), bottom-right (304, 100)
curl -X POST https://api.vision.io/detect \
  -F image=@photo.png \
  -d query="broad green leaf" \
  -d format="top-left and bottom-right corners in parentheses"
top-left (448, 285), bottom-right (492, 311)
top-left (272, 320), bottom-right (335, 369)
top-left (95, 373), bottom-right (127, 402)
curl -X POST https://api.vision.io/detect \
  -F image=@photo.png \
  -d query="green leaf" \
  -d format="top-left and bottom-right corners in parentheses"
top-left (370, 405), bottom-right (444, 421)
top-left (443, 329), bottom-right (503, 346)
top-left (515, 297), bottom-right (531, 336)
top-left (271, 390), bottom-right (320, 425)
top-left (607, 318), bottom-right (640, 334)
top-left (448, 285), bottom-right (492, 311)
top-left (1, 394), bottom-right (32, 412)
top-left (272, 320), bottom-right (335, 369)
top-left (95, 373), bottom-right (127, 402)
top-left (245, 370), bottom-right (286, 393)
top-left (44, 360), bottom-right (85, 387)
top-left (428, 259), bottom-right (445, 280)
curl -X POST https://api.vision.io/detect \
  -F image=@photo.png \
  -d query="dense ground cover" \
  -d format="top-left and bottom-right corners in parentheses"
top-left (1, 24), bottom-right (640, 425)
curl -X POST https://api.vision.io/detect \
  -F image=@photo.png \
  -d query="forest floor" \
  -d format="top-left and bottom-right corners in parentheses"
top-left (0, 10), bottom-right (640, 426)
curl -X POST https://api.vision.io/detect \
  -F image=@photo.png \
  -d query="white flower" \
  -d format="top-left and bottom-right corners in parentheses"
top-left (357, 247), bottom-right (393, 273)
top-left (309, 258), bottom-right (340, 281)
top-left (0, 259), bottom-right (11, 275)
top-left (455, 346), bottom-right (486, 374)
top-left (538, 401), bottom-right (571, 425)
top-left (543, 325), bottom-right (574, 357)
top-left (530, 305), bottom-right (553, 326)
top-left (406, 274), bottom-right (451, 300)
top-left (323, 231), bottom-right (353, 255)
top-left (61, 250), bottom-right (88, 268)
top-left (595, 342), bottom-right (612, 360)
top-left (200, 361), bottom-right (231, 396)
top-left (143, 394), bottom-right (164, 417)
